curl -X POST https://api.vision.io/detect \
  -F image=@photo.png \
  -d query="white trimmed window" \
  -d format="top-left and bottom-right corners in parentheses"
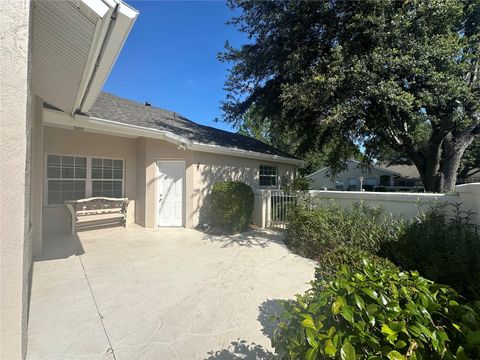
top-left (46, 155), bottom-right (86, 205)
top-left (91, 158), bottom-right (124, 198)
top-left (46, 155), bottom-right (124, 205)
top-left (259, 165), bottom-right (277, 187)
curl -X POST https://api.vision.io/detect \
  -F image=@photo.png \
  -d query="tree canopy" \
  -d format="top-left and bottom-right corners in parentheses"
top-left (220, 0), bottom-right (480, 192)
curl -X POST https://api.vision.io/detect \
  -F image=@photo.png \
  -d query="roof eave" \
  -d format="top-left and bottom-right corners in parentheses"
top-left (43, 109), bottom-right (301, 165)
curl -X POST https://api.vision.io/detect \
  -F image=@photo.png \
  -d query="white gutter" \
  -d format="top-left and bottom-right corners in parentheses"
top-left (72, 0), bottom-right (138, 115)
top-left (43, 109), bottom-right (302, 165)
top-left (188, 143), bottom-right (302, 165)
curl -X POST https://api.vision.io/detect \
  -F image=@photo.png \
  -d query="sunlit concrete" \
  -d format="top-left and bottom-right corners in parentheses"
top-left (26, 225), bottom-right (315, 359)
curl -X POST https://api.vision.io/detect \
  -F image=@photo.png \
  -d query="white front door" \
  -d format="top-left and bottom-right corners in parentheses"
top-left (156, 161), bottom-right (184, 227)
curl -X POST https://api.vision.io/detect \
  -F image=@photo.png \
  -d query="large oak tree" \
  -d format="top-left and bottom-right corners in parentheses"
top-left (220, 0), bottom-right (480, 192)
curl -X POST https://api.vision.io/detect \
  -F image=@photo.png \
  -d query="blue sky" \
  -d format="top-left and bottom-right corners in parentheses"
top-left (103, 1), bottom-right (246, 132)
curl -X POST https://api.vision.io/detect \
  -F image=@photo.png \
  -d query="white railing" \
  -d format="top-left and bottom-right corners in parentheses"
top-left (268, 191), bottom-right (298, 229)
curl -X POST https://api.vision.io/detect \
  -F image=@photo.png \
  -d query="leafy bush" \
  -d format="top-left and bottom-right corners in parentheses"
top-left (380, 203), bottom-right (480, 300)
top-left (315, 245), bottom-right (398, 282)
top-left (272, 261), bottom-right (480, 360)
top-left (285, 200), bottom-right (403, 259)
top-left (283, 176), bottom-right (311, 192)
top-left (210, 181), bottom-right (254, 233)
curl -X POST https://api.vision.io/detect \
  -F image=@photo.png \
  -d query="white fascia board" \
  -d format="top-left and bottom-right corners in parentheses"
top-left (72, 0), bottom-right (115, 113)
top-left (44, 109), bottom-right (301, 165)
top-left (189, 143), bottom-right (302, 165)
top-left (79, 1), bottom-right (139, 113)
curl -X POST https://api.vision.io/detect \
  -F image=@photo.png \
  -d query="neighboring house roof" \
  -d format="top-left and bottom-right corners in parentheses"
top-left (307, 159), bottom-right (400, 178)
top-left (383, 164), bottom-right (421, 180)
top-left (86, 92), bottom-right (296, 160)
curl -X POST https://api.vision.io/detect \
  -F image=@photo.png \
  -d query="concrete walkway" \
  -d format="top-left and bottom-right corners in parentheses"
top-left (26, 225), bottom-right (315, 360)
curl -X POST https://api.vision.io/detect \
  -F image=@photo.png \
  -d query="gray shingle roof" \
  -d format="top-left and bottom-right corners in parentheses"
top-left (87, 92), bottom-right (296, 159)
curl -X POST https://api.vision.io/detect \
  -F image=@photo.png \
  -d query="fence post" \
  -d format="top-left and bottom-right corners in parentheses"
top-left (265, 190), bottom-right (272, 228)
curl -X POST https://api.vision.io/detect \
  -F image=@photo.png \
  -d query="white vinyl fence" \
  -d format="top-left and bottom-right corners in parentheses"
top-left (252, 183), bottom-right (480, 229)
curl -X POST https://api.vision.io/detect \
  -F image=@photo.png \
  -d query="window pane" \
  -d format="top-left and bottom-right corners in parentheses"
top-left (48, 180), bottom-right (62, 191)
top-left (62, 180), bottom-right (74, 191)
top-left (103, 159), bottom-right (113, 169)
top-left (92, 158), bottom-right (102, 168)
top-left (62, 156), bottom-right (74, 166)
top-left (62, 167), bottom-right (74, 178)
top-left (74, 191), bottom-right (85, 200)
top-left (92, 168), bottom-right (102, 179)
top-left (103, 181), bottom-right (113, 191)
top-left (75, 157), bottom-right (86, 167)
top-left (113, 169), bottom-right (123, 179)
top-left (47, 155), bottom-right (60, 166)
top-left (112, 190), bottom-right (122, 198)
top-left (103, 168), bottom-right (113, 179)
top-left (113, 160), bottom-right (123, 169)
top-left (75, 167), bottom-right (86, 179)
top-left (61, 191), bottom-right (75, 203)
top-left (48, 192), bottom-right (61, 205)
top-left (113, 181), bottom-right (122, 191)
top-left (47, 166), bottom-right (60, 178)
top-left (92, 181), bottom-right (102, 192)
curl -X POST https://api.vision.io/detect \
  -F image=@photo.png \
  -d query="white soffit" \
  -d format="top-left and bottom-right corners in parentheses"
top-left (32, 0), bottom-right (138, 115)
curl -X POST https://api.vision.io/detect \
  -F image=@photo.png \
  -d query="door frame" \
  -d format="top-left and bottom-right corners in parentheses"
top-left (155, 160), bottom-right (186, 227)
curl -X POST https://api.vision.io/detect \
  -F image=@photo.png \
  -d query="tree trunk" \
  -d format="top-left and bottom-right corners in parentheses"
top-left (440, 136), bottom-right (477, 192)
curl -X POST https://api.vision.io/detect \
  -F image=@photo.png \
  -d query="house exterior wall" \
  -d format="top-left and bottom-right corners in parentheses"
top-left (0, 1), bottom-right (33, 358)
top-left (42, 126), bottom-right (137, 233)
top-left (191, 151), bottom-right (296, 227)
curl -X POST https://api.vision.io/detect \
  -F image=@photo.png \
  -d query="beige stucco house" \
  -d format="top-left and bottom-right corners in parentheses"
top-left (307, 159), bottom-right (422, 191)
top-left (0, 1), bottom-right (298, 358)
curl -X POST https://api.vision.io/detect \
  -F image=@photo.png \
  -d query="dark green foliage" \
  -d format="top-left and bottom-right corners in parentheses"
top-left (210, 181), bottom-right (254, 233)
top-left (282, 176), bottom-right (311, 193)
top-left (221, 0), bottom-right (480, 192)
top-left (314, 245), bottom-right (398, 283)
top-left (272, 262), bottom-right (480, 360)
top-left (380, 203), bottom-right (480, 300)
top-left (285, 200), bottom-right (403, 259)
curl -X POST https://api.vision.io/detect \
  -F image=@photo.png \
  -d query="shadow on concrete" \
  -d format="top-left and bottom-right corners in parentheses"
top-left (257, 299), bottom-right (288, 339)
top-left (203, 229), bottom-right (286, 249)
top-left (204, 340), bottom-right (276, 360)
top-left (34, 232), bottom-right (85, 262)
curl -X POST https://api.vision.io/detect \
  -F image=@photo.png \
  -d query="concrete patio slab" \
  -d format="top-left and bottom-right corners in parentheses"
top-left (26, 225), bottom-right (315, 360)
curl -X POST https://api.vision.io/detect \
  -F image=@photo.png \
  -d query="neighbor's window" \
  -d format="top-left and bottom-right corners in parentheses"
top-left (259, 165), bottom-right (277, 187)
top-left (91, 158), bottom-right (124, 198)
top-left (347, 178), bottom-right (358, 191)
top-left (335, 181), bottom-right (344, 190)
top-left (46, 155), bottom-right (124, 205)
top-left (46, 155), bottom-right (86, 205)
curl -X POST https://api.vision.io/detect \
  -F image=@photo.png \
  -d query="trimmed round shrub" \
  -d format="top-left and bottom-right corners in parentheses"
top-left (272, 261), bottom-right (480, 360)
top-left (211, 181), bottom-right (254, 233)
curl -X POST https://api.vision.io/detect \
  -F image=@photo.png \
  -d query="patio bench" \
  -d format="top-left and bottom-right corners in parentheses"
top-left (65, 197), bottom-right (130, 234)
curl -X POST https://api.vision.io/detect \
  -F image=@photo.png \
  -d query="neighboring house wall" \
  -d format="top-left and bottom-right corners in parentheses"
top-left (308, 161), bottom-right (395, 190)
top-left (191, 151), bottom-right (295, 226)
top-left (0, 1), bottom-right (33, 358)
top-left (42, 127), bottom-right (138, 233)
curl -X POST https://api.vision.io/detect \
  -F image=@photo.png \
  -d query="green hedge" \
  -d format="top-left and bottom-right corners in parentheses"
top-left (210, 181), bottom-right (254, 233)
top-left (380, 204), bottom-right (480, 300)
top-left (285, 200), bottom-right (403, 258)
top-left (272, 262), bottom-right (480, 360)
